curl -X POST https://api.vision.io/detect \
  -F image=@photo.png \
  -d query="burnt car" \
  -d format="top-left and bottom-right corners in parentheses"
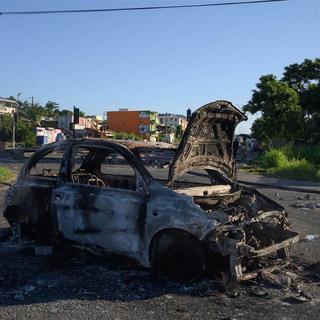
top-left (3, 101), bottom-right (299, 282)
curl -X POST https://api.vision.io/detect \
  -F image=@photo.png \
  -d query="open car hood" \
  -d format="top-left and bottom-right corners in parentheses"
top-left (168, 100), bottom-right (247, 186)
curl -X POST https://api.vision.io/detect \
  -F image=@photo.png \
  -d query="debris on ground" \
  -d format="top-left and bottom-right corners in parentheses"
top-left (13, 284), bottom-right (36, 301)
top-left (304, 234), bottom-right (319, 241)
top-left (35, 246), bottom-right (53, 256)
top-left (0, 228), bottom-right (11, 241)
top-left (292, 196), bottom-right (320, 211)
top-left (284, 293), bottom-right (312, 304)
top-left (248, 286), bottom-right (268, 297)
top-left (260, 269), bottom-right (286, 289)
top-left (256, 264), bottom-right (316, 305)
top-left (306, 261), bottom-right (320, 279)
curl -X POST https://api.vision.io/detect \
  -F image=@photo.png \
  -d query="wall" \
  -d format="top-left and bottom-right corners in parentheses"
top-left (107, 110), bottom-right (153, 139)
top-left (158, 115), bottom-right (188, 130)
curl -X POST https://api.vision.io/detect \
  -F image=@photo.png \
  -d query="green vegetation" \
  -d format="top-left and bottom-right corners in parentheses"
top-left (0, 99), bottom-right (82, 146)
top-left (112, 131), bottom-right (141, 141)
top-left (0, 114), bottom-right (37, 146)
top-left (244, 58), bottom-right (320, 145)
top-left (0, 167), bottom-right (14, 183)
top-left (242, 58), bottom-right (320, 182)
top-left (247, 147), bottom-right (320, 182)
top-left (280, 144), bottom-right (320, 165)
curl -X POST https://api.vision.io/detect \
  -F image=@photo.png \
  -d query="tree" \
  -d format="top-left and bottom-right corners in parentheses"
top-left (282, 58), bottom-right (320, 143)
top-left (44, 101), bottom-right (60, 118)
top-left (16, 120), bottom-right (36, 146)
top-left (175, 125), bottom-right (182, 138)
top-left (243, 75), bottom-right (303, 144)
top-left (0, 114), bottom-right (35, 146)
top-left (282, 58), bottom-right (320, 93)
top-left (59, 109), bottom-right (73, 117)
top-left (0, 114), bottom-right (13, 142)
top-left (19, 101), bottom-right (45, 126)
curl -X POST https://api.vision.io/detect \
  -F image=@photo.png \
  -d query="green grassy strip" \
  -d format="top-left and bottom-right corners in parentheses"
top-left (0, 167), bottom-right (14, 184)
top-left (243, 148), bottom-right (320, 182)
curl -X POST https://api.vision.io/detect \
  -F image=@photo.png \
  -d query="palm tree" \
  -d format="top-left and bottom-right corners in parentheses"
top-left (19, 101), bottom-right (45, 126)
top-left (44, 101), bottom-right (60, 118)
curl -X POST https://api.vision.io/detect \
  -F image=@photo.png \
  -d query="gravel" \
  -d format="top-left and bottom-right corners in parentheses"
top-left (0, 173), bottom-right (320, 319)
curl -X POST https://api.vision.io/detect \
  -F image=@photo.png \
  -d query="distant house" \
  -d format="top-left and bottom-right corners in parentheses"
top-left (0, 98), bottom-right (16, 115)
top-left (106, 109), bottom-right (158, 141)
top-left (85, 115), bottom-right (103, 131)
top-left (58, 115), bottom-right (93, 131)
top-left (158, 113), bottom-right (188, 131)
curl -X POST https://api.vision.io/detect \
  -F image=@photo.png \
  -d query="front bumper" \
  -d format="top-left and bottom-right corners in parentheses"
top-left (249, 229), bottom-right (299, 258)
top-left (207, 210), bottom-right (299, 281)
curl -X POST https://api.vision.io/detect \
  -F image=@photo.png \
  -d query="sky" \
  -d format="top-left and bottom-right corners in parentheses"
top-left (0, 0), bottom-right (319, 133)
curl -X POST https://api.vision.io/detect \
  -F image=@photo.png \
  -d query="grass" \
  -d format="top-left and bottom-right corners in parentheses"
top-left (112, 131), bottom-right (141, 141)
top-left (242, 147), bottom-right (320, 182)
top-left (0, 167), bottom-right (14, 184)
top-left (281, 144), bottom-right (320, 165)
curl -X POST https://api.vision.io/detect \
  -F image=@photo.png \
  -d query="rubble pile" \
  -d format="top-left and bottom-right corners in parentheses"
top-left (292, 194), bottom-right (320, 211)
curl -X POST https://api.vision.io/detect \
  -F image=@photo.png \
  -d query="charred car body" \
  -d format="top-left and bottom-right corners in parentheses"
top-left (3, 101), bottom-right (299, 281)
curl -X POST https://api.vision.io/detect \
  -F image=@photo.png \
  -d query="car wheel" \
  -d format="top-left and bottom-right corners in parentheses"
top-left (8, 217), bottom-right (29, 239)
top-left (154, 238), bottom-right (206, 282)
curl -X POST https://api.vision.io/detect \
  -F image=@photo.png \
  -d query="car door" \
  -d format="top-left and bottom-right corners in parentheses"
top-left (50, 143), bottom-right (148, 260)
top-left (13, 143), bottom-right (68, 229)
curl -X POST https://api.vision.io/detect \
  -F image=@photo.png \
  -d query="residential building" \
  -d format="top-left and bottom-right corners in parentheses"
top-left (106, 109), bottom-right (158, 141)
top-left (158, 113), bottom-right (188, 131)
top-left (36, 127), bottom-right (63, 145)
top-left (85, 115), bottom-right (103, 131)
top-left (86, 115), bottom-right (103, 122)
top-left (58, 115), bottom-right (93, 131)
top-left (0, 98), bottom-right (16, 115)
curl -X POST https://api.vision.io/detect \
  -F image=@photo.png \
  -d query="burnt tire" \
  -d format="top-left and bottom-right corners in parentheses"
top-left (8, 218), bottom-right (30, 239)
top-left (154, 238), bottom-right (206, 282)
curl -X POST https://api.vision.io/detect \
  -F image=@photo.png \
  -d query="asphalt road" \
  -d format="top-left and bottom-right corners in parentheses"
top-left (0, 158), bottom-right (320, 320)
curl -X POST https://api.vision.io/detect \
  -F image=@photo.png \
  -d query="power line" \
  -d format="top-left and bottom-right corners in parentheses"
top-left (0, 0), bottom-right (289, 16)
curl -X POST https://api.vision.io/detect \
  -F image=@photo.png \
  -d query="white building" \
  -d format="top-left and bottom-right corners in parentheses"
top-left (158, 113), bottom-right (188, 131)
top-left (0, 98), bottom-right (16, 115)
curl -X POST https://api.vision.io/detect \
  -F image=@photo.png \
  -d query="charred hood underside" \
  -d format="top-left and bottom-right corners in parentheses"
top-left (168, 101), bottom-right (247, 186)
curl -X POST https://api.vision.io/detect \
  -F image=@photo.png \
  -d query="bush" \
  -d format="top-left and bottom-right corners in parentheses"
top-left (281, 145), bottom-right (320, 165)
top-left (112, 131), bottom-right (141, 141)
top-left (254, 148), bottom-right (320, 181)
top-left (0, 167), bottom-right (14, 183)
top-left (270, 159), bottom-right (319, 181)
top-left (257, 149), bottom-right (289, 169)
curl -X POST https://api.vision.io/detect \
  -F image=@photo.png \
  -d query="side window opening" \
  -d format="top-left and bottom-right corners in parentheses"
top-left (29, 146), bottom-right (65, 178)
top-left (71, 146), bottom-right (137, 191)
top-left (100, 151), bottom-right (136, 190)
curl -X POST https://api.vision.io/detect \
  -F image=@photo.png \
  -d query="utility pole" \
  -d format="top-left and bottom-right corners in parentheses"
top-left (31, 96), bottom-right (34, 107)
top-left (165, 117), bottom-right (168, 143)
top-left (12, 111), bottom-right (15, 150)
top-left (140, 119), bottom-right (142, 140)
top-left (73, 106), bottom-right (80, 138)
top-left (12, 92), bottom-right (21, 150)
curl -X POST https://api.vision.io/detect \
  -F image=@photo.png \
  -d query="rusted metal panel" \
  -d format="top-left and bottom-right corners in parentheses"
top-left (168, 101), bottom-right (247, 186)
